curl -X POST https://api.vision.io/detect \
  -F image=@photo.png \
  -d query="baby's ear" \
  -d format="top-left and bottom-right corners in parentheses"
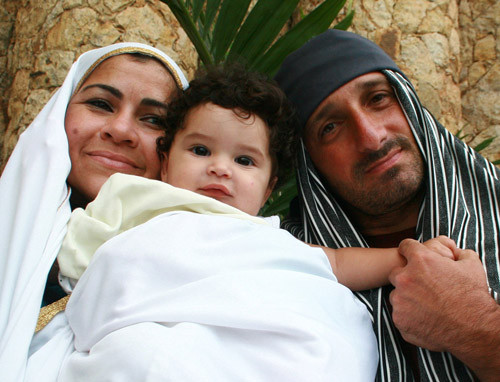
top-left (160, 152), bottom-right (169, 182)
top-left (262, 176), bottom-right (278, 206)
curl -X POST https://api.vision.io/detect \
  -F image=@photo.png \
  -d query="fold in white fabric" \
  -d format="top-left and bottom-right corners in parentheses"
top-left (62, 204), bottom-right (378, 380)
top-left (0, 43), bottom-right (188, 381)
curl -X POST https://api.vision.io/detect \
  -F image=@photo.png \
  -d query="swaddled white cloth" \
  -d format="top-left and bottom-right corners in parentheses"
top-left (57, 174), bottom-right (378, 381)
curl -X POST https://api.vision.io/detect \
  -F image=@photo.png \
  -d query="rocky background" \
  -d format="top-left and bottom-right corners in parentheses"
top-left (1, 0), bottom-right (499, 170)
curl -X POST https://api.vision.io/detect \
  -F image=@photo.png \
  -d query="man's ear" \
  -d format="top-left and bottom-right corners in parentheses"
top-left (160, 152), bottom-right (169, 182)
top-left (262, 176), bottom-right (278, 207)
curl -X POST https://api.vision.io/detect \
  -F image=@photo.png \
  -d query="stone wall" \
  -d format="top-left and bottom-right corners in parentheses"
top-left (1, 0), bottom-right (499, 170)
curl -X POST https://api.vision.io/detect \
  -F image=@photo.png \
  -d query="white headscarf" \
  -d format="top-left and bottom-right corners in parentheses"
top-left (0, 42), bottom-right (188, 381)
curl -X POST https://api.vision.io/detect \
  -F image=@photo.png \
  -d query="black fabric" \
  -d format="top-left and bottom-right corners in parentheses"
top-left (274, 29), bottom-right (403, 128)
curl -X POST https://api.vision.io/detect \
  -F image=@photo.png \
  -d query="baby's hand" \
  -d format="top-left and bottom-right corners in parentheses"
top-left (420, 236), bottom-right (456, 260)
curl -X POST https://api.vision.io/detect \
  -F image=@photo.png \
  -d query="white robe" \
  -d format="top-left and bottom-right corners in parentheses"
top-left (51, 174), bottom-right (378, 381)
top-left (0, 44), bottom-right (187, 381)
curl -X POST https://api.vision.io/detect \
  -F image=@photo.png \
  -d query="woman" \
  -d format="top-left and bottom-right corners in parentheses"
top-left (0, 42), bottom-right (188, 380)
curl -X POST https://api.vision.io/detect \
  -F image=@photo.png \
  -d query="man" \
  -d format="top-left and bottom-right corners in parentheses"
top-left (275, 29), bottom-right (500, 381)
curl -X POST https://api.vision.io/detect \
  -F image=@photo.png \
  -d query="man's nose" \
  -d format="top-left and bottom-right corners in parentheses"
top-left (352, 111), bottom-right (388, 152)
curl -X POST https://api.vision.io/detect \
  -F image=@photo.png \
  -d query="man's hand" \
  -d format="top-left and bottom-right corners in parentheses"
top-left (389, 239), bottom-right (500, 381)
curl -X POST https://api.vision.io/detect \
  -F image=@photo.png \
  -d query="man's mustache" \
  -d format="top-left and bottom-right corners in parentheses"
top-left (355, 136), bottom-right (413, 174)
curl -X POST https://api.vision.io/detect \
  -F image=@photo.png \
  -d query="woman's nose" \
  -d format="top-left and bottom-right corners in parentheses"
top-left (100, 112), bottom-right (139, 146)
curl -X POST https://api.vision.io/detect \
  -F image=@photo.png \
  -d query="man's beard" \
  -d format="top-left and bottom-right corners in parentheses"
top-left (334, 136), bottom-right (424, 216)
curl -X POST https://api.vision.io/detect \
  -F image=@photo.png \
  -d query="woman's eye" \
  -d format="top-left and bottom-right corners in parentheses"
top-left (235, 156), bottom-right (254, 166)
top-left (87, 99), bottom-right (112, 111)
top-left (320, 123), bottom-right (336, 137)
top-left (191, 145), bottom-right (210, 156)
top-left (142, 115), bottom-right (164, 129)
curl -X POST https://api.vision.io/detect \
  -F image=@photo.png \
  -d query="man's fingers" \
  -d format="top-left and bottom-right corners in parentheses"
top-left (388, 265), bottom-right (405, 287)
top-left (454, 248), bottom-right (481, 261)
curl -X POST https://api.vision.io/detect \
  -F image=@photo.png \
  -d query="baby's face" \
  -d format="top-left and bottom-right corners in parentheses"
top-left (161, 102), bottom-right (276, 215)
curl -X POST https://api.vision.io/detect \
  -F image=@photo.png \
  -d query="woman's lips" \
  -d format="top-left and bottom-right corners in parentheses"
top-left (87, 151), bottom-right (139, 171)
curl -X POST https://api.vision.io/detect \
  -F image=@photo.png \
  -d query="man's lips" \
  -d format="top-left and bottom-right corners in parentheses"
top-left (199, 184), bottom-right (231, 197)
top-left (87, 151), bottom-right (140, 171)
top-left (363, 148), bottom-right (402, 175)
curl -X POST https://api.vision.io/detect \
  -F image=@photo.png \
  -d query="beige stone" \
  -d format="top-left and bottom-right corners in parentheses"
top-left (374, 28), bottom-right (401, 60)
top-left (19, 89), bottom-right (53, 128)
top-left (474, 35), bottom-right (496, 61)
top-left (104, 0), bottom-right (135, 13)
top-left (62, 0), bottom-right (84, 10)
top-left (421, 33), bottom-right (450, 68)
top-left (400, 36), bottom-right (440, 85)
top-left (89, 21), bottom-right (121, 47)
top-left (468, 62), bottom-right (488, 86)
top-left (447, 0), bottom-right (458, 22)
top-left (116, 6), bottom-right (168, 43)
top-left (46, 8), bottom-right (99, 50)
top-left (33, 50), bottom-right (75, 88)
top-left (419, 7), bottom-right (453, 35)
top-left (478, 62), bottom-right (500, 93)
top-left (393, 0), bottom-right (428, 33)
top-left (360, 0), bottom-right (392, 28)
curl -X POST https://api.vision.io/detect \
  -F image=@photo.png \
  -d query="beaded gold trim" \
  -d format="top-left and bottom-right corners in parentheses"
top-left (35, 295), bottom-right (70, 333)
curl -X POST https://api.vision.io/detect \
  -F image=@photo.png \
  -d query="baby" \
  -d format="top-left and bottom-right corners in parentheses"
top-left (56, 65), bottom-right (454, 381)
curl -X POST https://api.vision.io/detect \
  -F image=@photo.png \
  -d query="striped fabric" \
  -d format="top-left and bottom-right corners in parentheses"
top-left (282, 69), bottom-right (500, 381)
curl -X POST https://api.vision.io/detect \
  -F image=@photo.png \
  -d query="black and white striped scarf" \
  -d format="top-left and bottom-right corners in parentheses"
top-left (283, 69), bottom-right (500, 381)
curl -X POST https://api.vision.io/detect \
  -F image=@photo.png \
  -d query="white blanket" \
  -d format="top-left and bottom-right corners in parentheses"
top-left (60, 210), bottom-right (377, 381)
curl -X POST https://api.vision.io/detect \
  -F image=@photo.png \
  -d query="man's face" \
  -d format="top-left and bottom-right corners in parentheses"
top-left (304, 72), bottom-right (424, 217)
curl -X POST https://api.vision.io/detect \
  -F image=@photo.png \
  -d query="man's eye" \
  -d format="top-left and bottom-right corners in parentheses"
top-left (191, 146), bottom-right (210, 156)
top-left (320, 123), bottom-right (336, 137)
top-left (87, 99), bottom-right (112, 112)
top-left (370, 92), bottom-right (392, 105)
top-left (235, 156), bottom-right (254, 166)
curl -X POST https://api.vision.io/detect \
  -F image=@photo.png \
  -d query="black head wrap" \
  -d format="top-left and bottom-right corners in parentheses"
top-left (275, 29), bottom-right (403, 128)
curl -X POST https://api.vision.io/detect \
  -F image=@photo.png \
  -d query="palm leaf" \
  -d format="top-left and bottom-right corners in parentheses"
top-left (474, 137), bottom-right (495, 152)
top-left (252, 0), bottom-right (348, 75)
top-left (227, 0), bottom-right (299, 65)
top-left (160, 0), bottom-right (214, 65)
top-left (260, 175), bottom-right (297, 218)
top-left (211, 0), bottom-right (252, 61)
top-left (334, 9), bottom-right (354, 30)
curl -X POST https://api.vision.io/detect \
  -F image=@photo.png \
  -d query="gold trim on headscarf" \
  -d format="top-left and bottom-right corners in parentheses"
top-left (74, 47), bottom-right (186, 94)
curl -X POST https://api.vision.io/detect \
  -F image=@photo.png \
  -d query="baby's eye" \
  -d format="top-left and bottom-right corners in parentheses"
top-left (87, 99), bottom-right (112, 112)
top-left (235, 156), bottom-right (254, 166)
top-left (320, 123), bottom-right (336, 137)
top-left (191, 145), bottom-right (210, 156)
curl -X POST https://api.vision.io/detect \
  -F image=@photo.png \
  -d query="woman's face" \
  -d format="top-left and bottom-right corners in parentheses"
top-left (65, 54), bottom-right (178, 202)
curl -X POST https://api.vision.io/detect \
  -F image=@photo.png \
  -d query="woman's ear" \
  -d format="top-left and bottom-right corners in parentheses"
top-left (262, 176), bottom-right (278, 207)
top-left (160, 152), bottom-right (169, 182)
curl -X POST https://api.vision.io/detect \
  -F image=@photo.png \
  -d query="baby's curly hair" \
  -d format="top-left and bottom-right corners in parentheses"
top-left (157, 64), bottom-right (299, 186)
